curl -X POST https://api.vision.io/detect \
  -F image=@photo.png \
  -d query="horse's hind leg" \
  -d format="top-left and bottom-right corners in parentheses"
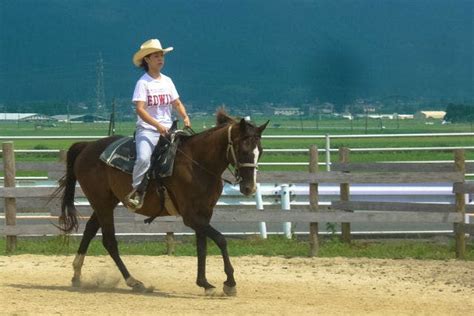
top-left (72, 212), bottom-right (100, 287)
top-left (99, 212), bottom-right (153, 293)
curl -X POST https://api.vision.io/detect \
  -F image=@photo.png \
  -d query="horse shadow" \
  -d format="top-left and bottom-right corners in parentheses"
top-left (6, 283), bottom-right (229, 300)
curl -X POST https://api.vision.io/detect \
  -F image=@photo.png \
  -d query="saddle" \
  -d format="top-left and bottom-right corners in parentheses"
top-left (99, 121), bottom-right (182, 178)
top-left (100, 122), bottom-right (189, 222)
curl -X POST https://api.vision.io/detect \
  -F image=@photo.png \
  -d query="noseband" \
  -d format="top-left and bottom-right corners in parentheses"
top-left (226, 125), bottom-right (258, 183)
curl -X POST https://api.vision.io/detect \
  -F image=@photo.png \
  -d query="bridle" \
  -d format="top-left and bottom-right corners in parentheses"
top-left (226, 125), bottom-right (259, 183)
top-left (166, 124), bottom-right (259, 185)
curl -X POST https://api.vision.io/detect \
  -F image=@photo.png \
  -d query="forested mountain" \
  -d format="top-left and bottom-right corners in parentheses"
top-left (0, 0), bottom-right (472, 114)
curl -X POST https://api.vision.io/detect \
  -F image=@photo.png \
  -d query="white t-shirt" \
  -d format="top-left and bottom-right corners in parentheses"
top-left (132, 72), bottom-right (179, 130)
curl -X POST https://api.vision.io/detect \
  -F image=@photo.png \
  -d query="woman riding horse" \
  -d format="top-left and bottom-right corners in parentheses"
top-left (56, 109), bottom-right (268, 296)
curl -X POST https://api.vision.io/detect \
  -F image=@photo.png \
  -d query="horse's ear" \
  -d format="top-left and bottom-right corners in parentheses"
top-left (239, 118), bottom-right (247, 132)
top-left (257, 120), bottom-right (269, 135)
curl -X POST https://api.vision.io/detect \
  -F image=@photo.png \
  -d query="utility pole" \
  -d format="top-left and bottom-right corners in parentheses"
top-left (108, 98), bottom-right (116, 136)
top-left (316, 109), bottom-right (319, 131)
top-left (95, 52), bottom-right (106, 119)
top-left (364, 107), bottom-right (368, 134)
top-left (67, 101), bottom-right (71, 130)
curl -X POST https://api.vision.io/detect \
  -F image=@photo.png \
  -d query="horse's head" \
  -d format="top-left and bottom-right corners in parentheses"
top-left (227, 118), bottom-right (269, 196)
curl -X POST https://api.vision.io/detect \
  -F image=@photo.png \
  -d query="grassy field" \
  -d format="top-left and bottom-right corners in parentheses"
top-left (1, 235), bottom-right (473, 260)
top-left (1, 118), bottom-right (473, 259)
top-left (1, 115), bottom-right (473, 136)
top-left (1, 118), bottom-right (473, 150)
top-left (1, 117), bottom-right (473, 174)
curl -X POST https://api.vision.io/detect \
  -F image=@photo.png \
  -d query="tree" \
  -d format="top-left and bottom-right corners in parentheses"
top-left (444, 103), bottom-right (474, 123)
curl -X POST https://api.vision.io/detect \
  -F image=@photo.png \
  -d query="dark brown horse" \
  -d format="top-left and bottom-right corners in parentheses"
top-left (56, 109), bottom-right (268, 296)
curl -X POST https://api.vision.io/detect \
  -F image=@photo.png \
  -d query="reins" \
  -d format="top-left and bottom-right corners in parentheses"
top-left (164, 124), bottom-right (252, 185)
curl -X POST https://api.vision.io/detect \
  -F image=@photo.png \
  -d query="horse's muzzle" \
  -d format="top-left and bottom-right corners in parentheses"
top-left (240, 183), bottom-right (256, 196)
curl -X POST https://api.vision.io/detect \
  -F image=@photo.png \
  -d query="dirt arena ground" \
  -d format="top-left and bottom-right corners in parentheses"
top-left (0, 255), bottom-right (473, 315)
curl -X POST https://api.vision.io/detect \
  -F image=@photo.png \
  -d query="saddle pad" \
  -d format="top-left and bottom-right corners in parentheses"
top-left (99, 137), bottom-right (135, 174)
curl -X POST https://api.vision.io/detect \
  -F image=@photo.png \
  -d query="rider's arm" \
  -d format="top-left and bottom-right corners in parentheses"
top-left (171, 98), bottom-right (191, 127)
top-left (135, 101), bottom-right (168, 135)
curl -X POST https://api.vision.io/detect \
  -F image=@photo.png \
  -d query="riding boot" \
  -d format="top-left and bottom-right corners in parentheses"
top-left (125, 189), bottom-right (145, 211)
top-left (126, 172), bottom-right (151, 211)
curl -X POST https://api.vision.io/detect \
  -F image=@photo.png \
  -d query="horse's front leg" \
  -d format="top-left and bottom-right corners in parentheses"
top-left (195, 230), bottom-right (217, 295)
top-left (204, 225), bottom-right (237, 296)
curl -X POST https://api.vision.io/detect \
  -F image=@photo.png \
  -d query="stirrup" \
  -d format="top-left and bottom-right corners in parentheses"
top-left (125, 189), bottom-right (144, 211)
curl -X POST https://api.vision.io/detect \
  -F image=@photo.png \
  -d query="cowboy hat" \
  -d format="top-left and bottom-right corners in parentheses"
top-left (132, 39), bottom-right (173, 67)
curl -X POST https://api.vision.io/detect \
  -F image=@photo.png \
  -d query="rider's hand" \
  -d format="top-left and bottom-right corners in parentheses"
top-left (183, 115), bottom-right (191, 128)
top-left (156, 124), bottom-right (169, 136)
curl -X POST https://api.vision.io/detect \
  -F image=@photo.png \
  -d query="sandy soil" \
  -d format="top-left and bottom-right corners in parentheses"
top-left (0, 254), bottom-right (473, 315)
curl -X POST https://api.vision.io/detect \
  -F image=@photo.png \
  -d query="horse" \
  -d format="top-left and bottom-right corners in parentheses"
top-left (55, 109), bottom-right (268, 296)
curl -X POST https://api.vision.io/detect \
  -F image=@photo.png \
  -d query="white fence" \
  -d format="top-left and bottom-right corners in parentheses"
top-left (2, 144), bottom-right (473, 257)
top-left (3, 132), bottom-right (473, 174)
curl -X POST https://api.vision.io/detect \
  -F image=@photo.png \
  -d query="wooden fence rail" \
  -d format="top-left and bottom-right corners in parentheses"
top-left (1, 143), bottom-right (473, 258)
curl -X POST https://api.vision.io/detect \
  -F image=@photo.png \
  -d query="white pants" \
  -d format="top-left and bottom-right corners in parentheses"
top-left (132, 128), bottom-right (161, 189)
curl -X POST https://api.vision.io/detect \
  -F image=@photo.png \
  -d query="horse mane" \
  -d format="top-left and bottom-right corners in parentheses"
top-left (181, 108), bottom-right (237, 143)
top-left (216, 107), bottom-right (236, 126)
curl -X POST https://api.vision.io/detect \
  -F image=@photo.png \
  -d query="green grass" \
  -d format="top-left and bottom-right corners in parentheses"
top-left (1, 117), bottom-right (473, 138)
top-left (1, 119), bottom-right (472, 174)
top-left (1, 119), bottom-right (473, 152)
top-left (1, 119), bottom-right (472, 260)
top-left (1, 235), bottom-right (472, 260)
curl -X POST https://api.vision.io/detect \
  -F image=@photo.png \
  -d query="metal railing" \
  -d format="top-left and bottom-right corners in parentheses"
top-left (1, 132), bottom-right (474, 174)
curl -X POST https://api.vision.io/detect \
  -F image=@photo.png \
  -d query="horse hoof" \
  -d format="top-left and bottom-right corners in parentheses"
top-left (205, 287), bottom-right (217, 296)
top-left (126, 277), bottom-right (153, 293)
top-left (143, 286), bottom-right (155, 293)
top-left (71, 277), bottom-right (81, 288)
top-left (223, 284), bottom-right (237, 296)
top-left (132, 283), bottom-right (154, 293)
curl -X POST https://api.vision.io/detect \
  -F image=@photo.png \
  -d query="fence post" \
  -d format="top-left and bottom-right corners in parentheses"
top-left (453, 149), bottom-right (466, 259)
top-left (166, 232), bottom-right (175, 255)
top-left (59, 149), bottom-right (67, 164)
top-left (3, 142), bottom-right (17, 252)
top-left (309, 145), bottom-right (319, 257)
top-left (339, 147), bottom-right (351, 243)
top-left (255, 183), bottom-right (267, 239)
top-left (280, 184), bottom-right (292, 239)
top-left (325, 134), bottom-right (331, 171)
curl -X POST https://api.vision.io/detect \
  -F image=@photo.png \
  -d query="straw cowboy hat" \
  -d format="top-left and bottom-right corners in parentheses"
top-left (132, 39), bottom-right (173, 67)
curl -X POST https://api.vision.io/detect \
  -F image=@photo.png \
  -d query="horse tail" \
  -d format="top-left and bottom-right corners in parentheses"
top-left (51, 141), bottom-right (88, 233)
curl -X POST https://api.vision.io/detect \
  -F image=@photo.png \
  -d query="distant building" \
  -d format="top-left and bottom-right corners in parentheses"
top-left (308, 102), bottom-right (334, 115)
top-left (52, 114), bottom-right (109, 123)
top-left (396, 114), bottom-right (414, 120)
top-left (356, 114), bottom-right (382, 119)
top-left (0, 113), bottom-right (55, 122)
top-left (415, 111), bottom-right (446, 120)
top-left (354, 114), bottom-right (414, 120)
top-left (273, 107), bottom-right (303, 116)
